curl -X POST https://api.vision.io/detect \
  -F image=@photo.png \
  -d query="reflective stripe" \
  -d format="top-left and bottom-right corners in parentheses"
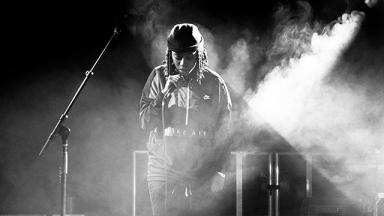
top-left (164, 127), bottom-right (208, 137)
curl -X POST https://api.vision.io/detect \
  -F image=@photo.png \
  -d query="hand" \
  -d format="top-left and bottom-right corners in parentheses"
top-left (210, 171), bottom-right (226, 192)
top-left (162, 74), bottom-right (183, 94)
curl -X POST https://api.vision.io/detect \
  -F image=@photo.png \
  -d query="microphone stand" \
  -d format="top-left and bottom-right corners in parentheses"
top-left (38, 26), bottom-right (121, 216)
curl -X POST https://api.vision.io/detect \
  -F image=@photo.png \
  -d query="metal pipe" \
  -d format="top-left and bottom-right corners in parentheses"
top-left (236, 152), bottom-right (244, 216)
top-left (268, 153), bottom-right (279, 216)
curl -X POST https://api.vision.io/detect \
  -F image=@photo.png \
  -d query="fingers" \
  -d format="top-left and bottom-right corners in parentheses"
top-left (162, 75), bottom-right (181, 94)
top-left (167, 74), bottom-right (180, 83)
top-left (167, 74), bottom-right (184, 87)
top-left (162, 74), bottom-right (186, 94)
top-left (210, 173), bottom-right (226, 192)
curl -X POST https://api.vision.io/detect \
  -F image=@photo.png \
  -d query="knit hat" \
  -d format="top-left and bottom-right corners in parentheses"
top-left (167, 23), bottom-right (204, 52)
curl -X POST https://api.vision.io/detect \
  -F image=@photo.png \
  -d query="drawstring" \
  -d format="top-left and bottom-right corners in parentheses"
top-left (184, 184), bottom-right (192, 197)
top-left (161, 92), bottom-right (168, 212)
top-left (185, 82), bottom-right (190, 126)
top-left (169, 183), bottom-right (193, 210)
top-left (185, 184), bottom-right (193, 210)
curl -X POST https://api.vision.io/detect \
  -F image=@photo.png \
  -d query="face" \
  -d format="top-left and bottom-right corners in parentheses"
top-left (171, 51), bottom-right (197, 76)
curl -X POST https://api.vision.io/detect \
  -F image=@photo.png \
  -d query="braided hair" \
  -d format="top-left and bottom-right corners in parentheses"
top-left (163, 47), bottom-right (208, 83)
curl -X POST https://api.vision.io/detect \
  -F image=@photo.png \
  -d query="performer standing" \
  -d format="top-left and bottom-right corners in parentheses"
top-left (139, 23), bottom-right (232, 216)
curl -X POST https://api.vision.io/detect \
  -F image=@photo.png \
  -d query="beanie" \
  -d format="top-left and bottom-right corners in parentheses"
top-left (167, 23), bottom-right (204, 52)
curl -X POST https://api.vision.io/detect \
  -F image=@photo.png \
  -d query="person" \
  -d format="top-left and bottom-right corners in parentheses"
top-left (139, 23), bottom-right (232, 216)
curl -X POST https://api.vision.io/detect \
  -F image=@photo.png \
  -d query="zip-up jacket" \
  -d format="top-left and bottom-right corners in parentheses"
top-left (140, 64), bottom-right (232, 183)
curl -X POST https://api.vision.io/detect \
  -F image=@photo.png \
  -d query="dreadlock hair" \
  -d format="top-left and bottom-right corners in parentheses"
top-left (163, 47), bottom-right (208, 83)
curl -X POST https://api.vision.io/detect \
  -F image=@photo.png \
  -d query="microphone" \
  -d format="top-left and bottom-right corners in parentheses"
top-left (162, 75), bottom-right (185, 96)
top-left (114, 12), bottom-right (135, 34)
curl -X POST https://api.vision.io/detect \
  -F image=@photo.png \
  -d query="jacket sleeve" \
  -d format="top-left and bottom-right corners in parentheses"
top-left (139, 68), bottom-right (166, 131)
top-left (218, 79), bottom-right (232, 126)
top-left (213, 78), bottom-right (233, 173)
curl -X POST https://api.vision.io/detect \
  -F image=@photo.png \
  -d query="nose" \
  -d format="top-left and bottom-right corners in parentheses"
top-left (179, 57), bottom-right (186, 67)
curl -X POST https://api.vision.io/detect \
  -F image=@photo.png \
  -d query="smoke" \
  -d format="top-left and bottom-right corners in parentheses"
top-left (0, 51), bottom-right (145, 215)
top-left (128, 0), bottom-right (172, 68)
top-left (66, 78), bottom-right (143, 215)
top-left (0, 70), bottom-right (79, 213)
top-left (248, 11), bottom-right (365, 136)
top-left (221, 39), bottom-right (252, 94)
top-left (240, 6), bottom-right (384, 205)
top-left (174, 1), bottom-right (384, 210)
top-left (0, 0), bottom-right (373, 215)
top-left (291, 78), bottom-right (384, 201)
top-left (58, 1), bottom-right (382, 214)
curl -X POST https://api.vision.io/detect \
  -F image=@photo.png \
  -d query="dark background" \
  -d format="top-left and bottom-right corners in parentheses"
top-left (1, 0), bottom-right (383, 215)
top-left (3, 0), bottom-right (383, 91)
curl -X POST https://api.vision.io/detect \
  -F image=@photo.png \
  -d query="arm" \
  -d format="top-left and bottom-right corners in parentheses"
top-left (139, 65), bottom-right (185, 132)
top-left (211, 79), bottom-right (233, 192)
top-left (218, 80), bottom-right (232, 127)
top-left (139, 68), bottom-right (166, 131)
top-left (216, 80), bottom-right (233, 170)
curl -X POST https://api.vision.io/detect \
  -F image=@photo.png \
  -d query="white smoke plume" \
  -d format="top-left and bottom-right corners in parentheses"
top-left (243, 9), bottom-right (384, 205)
top-left (222, 39), bottom-right (252, 94)
top-left (248, 11), bottom-right (365, 137)
top-left (128, 0), bottom-right (384, 213)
